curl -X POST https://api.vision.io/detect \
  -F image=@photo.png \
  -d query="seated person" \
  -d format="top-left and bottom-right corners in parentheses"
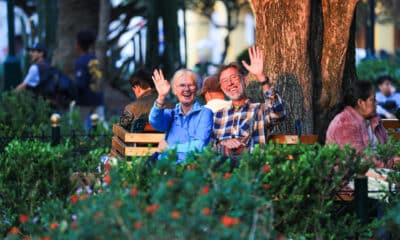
top-left (376, 75), bottom-right (400, 119)
top-left (119, 67), bottom-right (172, 132)
top-left (326, 80), bottom-right (398, 168)
top-left (201, 75), bottom-right (231, 113)
top-left (212, 46), bottom-right (286, 160)
top-left (149, 68), bottom-right (213, 164)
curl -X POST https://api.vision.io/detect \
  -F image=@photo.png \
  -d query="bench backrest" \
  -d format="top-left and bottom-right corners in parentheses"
top-left (382, 119), bottom-right (400, 140)
top-left (110, 124), bottom-right (165, 158)
top-left (268, 134), bottom-right (318, 145)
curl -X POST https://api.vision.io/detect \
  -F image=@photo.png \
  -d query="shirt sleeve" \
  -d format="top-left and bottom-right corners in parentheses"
top-left (263, 89), bottom-right (286, 126)
top-left (172, 108), bottom-right (213, 153)
top-left (148, 102), bottom-right (173, 132)
top-left (23, 65), bottom-right (40, 87)
top-left (376, 105), bottom-right (389, 116)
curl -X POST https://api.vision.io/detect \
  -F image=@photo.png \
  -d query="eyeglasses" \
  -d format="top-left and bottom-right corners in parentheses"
top-left (176, 84), bottom-right (196, 90)
top-left (220, 74), bottom-right (241, 85)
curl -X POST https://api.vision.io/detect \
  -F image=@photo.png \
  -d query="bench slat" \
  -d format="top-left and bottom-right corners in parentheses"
top-left (125, 147), bottom-right (159, 156)
top-left (269, 134), bottom-right (318, 145)
top-left (382, 119), bottom-right (400, 129)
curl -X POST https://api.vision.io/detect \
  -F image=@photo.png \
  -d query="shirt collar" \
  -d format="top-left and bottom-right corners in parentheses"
top-left (175, 100), bottom-right (202, 115)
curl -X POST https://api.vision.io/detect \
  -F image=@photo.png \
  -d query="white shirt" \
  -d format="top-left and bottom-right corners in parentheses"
top-left (23, 64), bottom-right (40, 87)
top-left (205, 99), bottom-right (231, 113)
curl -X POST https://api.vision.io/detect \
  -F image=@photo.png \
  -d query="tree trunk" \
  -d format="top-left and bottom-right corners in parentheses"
top-left (320, 0), bottom-right (359, 110)
top-left (249, 0), bottom-right (359, 135)
top-left (52, 0), bottom-right (99, 78)
top-left (96, 0), bottom-right (110, 85)
top-left (250, 0), bottom-right (313, 134)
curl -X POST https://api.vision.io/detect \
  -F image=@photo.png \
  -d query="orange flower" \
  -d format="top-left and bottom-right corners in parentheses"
top-left (79, 193), bottom-right (89, 201)
top-left (286, 154), bottom-right (294, 160)
top-left (9, 226), bottom-right (20, 234)
top-left (262, 165), bottom-right (271, 173)
top-left (70, 195), bottom-right (78, 204)
top-left (103, 175), bottom-right (112, 184)
top-left (220, 215), bottom-right (240, 227)
top-left (202, 207), bottom-right (211, 216)
top-left (104, 162), bottom-right (111, 172)
top-left (41, 237), bottom-right (52, 240)
top-left (145, 204), bottom-right (159, 213)
top-left (49, 222), bottom-right (59, 230)
top-left (70, 222), bottom-right (78, 229)
top-left (186, 164), bottom-right (197, 170)
top-left (223, 173), bottom-right (231, 179)
top-left (122, 181), bottom-right (129, 187)
top-left (133, 221), bottom-right (142, 229)
top-left (19, 214), bottom-right (29, 224)
top-left (201, 186), bottom-right (209, 194)
top-left (113, 200), bottom-right (124, 208)
top-left (23, 237), bottom-right (31, 240)
top-left (94, 212), bottom-right (104, 220)
top-left (263, 184), bottom-right (270, 189)
top-left (130, 187), bottom-right (138, 197)
top-left (166, 180), bottom-right (175, 187)
top-left (171, 211), bottom-right (180, 219)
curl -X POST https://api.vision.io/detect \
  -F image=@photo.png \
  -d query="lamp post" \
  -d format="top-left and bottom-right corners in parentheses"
top-left (2, 0), bottom-right (22, 91)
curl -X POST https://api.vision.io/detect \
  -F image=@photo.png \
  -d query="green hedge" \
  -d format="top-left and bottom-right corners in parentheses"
top-left (4, 141), bottom-right (399, 239)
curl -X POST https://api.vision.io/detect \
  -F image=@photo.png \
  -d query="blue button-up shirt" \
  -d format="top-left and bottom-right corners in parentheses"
top-left (149, 100), bottom-right (213, 163)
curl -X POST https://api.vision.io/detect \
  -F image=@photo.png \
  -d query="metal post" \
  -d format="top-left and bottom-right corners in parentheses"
top-left (90, 113), bottom-right (99, 132)
top-left (51, 113), bottom-right (61, 146)
top-left (354, 176), bottom-right (368, 224)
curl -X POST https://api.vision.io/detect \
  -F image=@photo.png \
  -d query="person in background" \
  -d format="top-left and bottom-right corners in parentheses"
top-left (16, 43), bottom-right (48, 93)
top-left (326, 80), bottom-right (399, 168)
top-left (149, 68), bottom-right (213, 164)
top-left (201, 75), bottom-right (231, 113)
top-left (75, 29), bottom-right (105, 130)
top-left (376, 75), bottom-right (400, 119)
top-left (119, 67), bottom-right (158, 131)
top-left (212, 46), bottom-right (286, 163)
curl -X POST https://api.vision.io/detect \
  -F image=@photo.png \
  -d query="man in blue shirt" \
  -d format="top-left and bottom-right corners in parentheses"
top-left (376, 75), bottom-right (400, 119)
top-left (75, 29), bottom-right (105, 130)
top-left (149, 69), bottom-right (213, 163)
top-left (16, 43), bottom-right (48, 92)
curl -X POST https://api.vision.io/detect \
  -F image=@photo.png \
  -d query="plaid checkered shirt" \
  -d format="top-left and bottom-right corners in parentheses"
top-left (212, 89), bottom-right (286, 150)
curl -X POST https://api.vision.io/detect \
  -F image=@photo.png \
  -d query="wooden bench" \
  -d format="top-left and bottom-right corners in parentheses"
top-left (382, 119), bottom-right (400, 140)
top-left (110, 124), bottom-right (164, 159)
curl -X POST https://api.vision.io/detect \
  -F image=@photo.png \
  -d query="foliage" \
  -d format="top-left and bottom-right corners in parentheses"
top-left (0, 91), bottom-right (52, 140)
top-left (0, 140), bottom-right (72, 234)
top-left (6, 141), bottom-right (400, 239)
top-left (356, 58), bottom-right (400, 87)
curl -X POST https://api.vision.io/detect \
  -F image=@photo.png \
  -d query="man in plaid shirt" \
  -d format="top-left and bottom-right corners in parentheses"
top-left (213, 46), bottom-right (286, 159)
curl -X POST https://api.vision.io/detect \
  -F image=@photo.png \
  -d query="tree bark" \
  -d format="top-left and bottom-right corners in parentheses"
top-left (52, 0), bottom-right (99, 78)
top-left (320, 0), bottom-right (359, 110)
top-left (96, 0), bottom-right (110, 85)
top-left (249, 0), bottom-right (359, 135)
top-left (250, 0), bottom-right (313, 134)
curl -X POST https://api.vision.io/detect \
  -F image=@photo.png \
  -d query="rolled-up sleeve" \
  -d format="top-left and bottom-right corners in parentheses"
top-left (264, 89), bottom-right (286, 125)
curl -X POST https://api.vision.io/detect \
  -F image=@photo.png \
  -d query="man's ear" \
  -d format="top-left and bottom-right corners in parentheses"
top-left (244, 76), bottom-right (249, 86)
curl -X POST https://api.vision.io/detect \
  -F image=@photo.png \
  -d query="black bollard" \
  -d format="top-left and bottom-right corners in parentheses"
top-left (90, 113), bottom-right (99, 132)
top-left (51, 113), bottom-right (61, 146)
top-left (354, 175), bottom-right (368, 224)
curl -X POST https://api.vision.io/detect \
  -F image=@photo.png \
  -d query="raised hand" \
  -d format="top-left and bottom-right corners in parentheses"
top-left (241, 46), bottom-right (265, 82)
top-left (152, 69), bottom-right (170, 99)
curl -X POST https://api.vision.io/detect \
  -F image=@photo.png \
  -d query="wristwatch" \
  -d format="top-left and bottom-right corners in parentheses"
top-left (260, 77), bottom-right (270, 85)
